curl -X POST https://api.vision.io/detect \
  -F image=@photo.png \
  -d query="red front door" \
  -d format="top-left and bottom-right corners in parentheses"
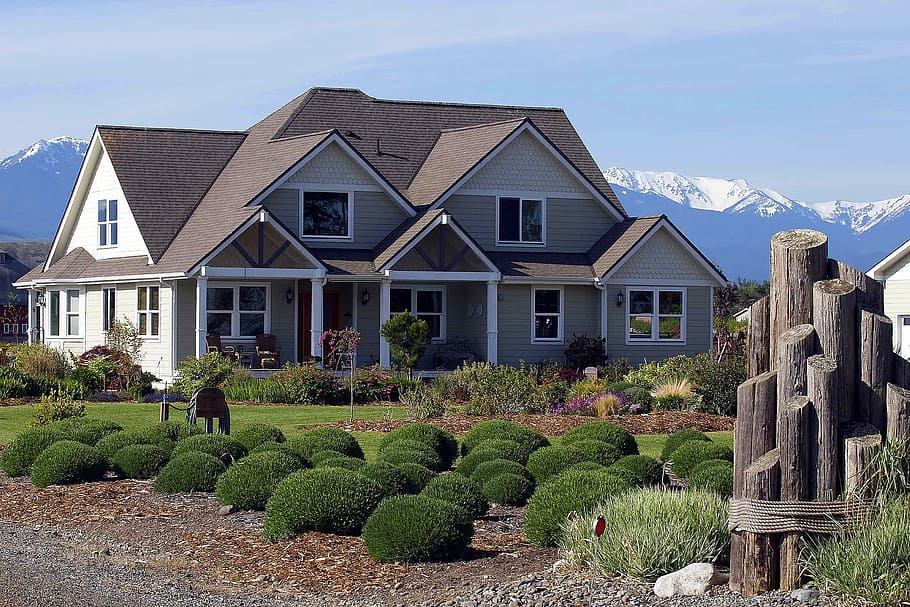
top-left (298, 291), bottom-right (341, 359)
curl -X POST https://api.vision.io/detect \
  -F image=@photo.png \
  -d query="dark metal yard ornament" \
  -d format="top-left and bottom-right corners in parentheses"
top-left (589, 515), bottom-right (606, 607)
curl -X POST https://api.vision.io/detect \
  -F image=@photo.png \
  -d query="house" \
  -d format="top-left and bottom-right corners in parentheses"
top-left (868, 239), bottom-right (910, 359)
top-left (0, 250), bottom-right (30, 343)
top-left (15, 88), bottom-right (725, 381)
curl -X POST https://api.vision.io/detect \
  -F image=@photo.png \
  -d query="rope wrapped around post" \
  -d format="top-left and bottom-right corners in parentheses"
top-left (728, 498), bottom-right (876, 535)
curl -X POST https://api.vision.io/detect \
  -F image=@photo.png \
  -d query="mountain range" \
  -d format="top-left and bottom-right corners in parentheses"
top-left (0, 137), bottom-right (905, 279)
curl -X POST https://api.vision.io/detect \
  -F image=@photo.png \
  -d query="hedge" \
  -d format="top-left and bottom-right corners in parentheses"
top-left (363, 495), bottom-right (474, 563)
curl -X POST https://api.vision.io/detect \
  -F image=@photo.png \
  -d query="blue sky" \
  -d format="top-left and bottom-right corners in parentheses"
top-left (2, 0), bottom-right (908, 202)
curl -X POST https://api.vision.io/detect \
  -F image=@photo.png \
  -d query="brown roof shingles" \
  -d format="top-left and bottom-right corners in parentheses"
top-left (371, 209), bottom-right (445, 270)
top-left (587, 216), bottom-right (663, 278)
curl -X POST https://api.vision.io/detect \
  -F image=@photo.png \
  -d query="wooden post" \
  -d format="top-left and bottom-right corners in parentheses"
top-left (827, 258), bottom-right (884, 314)
top-left (858, 310), bottom-right (893, 433)
top-left (777, 324), bottom-right (817, 408)
top-left (807, 355), bottom-right (839, 500)
top-left (769, 230), bottom-right (828, 365)
top-left (777, 395), bottom-right (816, 591)
top-left (748, 296), bottom-right (771, 377)
top-left (843, 423), bottom-right (883, 500)
top-left (893, 353), bottom-right (910, 390)
top-left (731, 449), bottom-right (781, 597)
top-left (886, 383), bottom-right (910, 445)
top-left (812, 279), bottom-right (856, 422)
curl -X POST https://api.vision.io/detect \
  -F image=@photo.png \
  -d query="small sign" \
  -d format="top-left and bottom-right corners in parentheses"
top-left (593, 515), bottom-right (606, 537)
top-left (584, 366), bottom-right (598, 380)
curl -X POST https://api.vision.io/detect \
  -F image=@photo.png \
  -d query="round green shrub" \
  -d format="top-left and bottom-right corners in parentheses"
top-left (251, 441), bottom-right (308, 465)
top-left (215, 451), bottom-right (303, 510)
top-left (316, 454), bottom-right (367, 471)
top-left (688, 459), bottom-right (734, 498)
top-left (569, 461), bottom-right (606, 473)
top-left (141, 421), bottom-right (202, 450)
top-left (621, 386), bottom-right (654, 412)
top-left (1, 426), bottom-right (68, 476)
top-left (469, 439), bottom-right (531, 464)
top-left (172, 434), bottom-right (248, 465)
top-left (111, 444), bottom-right (169, 479)
top-left (396, 462), bottom-right (438, 493)
top-left (660, 428), bottom-right (710, 462)
top-left (378, 439), bottom-right (441, 465)
top-left (526, 446), bottom-right (573, 485)
top-left (524, 469), bottom-right (632, 546)
top-left (378, 447), bottom-right (443, 471)
top-left (287, 427), bottom-right (364, 461)
top-left (31, 440), bottom-right (107, 487)
top-left (670, 441), bottom-right (733, 478)
top-left (96, 431), bottom-right (154, 462)
top-left (363, 495), bottom-right (474, 563)
top-left (608, 455), bottom-right (663, 487)
top-left (462, 420), bottom-right (548, 455)
top-left (470, 459), bottom-right (534, 489)
top-left (154, 451), bottom-right (226, 493)
top-left (482, 472), bottom-right (534, 506)
top-left (562, 439), bottom-right (622, 467)
top-left (560, 421), bottom-right (638, 456)
top-left (378, 423), bottom-right (458, 468)
top-left (48, 417), bottom-right (124, 445)
top-left (308, 449), bottom-right (348, 464)
top-left (420, 473), bottom-right (488, 518)
top-left (456, 447), bottom-right (520, 477)
top-left (232, 423), bottom-right (285, 450)
top-left (359, 461), bottom-right (409, 497)
top-left (263, 468), bottom-right (385, 541)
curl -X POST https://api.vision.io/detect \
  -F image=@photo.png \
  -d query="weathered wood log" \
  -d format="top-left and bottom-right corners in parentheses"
top-left (812, 279), bottom-right (856, 422)
top-left (777, 395), bottom-right (817, 591)
top-left (731, 449), bottom-right (781, 597)
top-left (748, 296), bottom-right (771, 377)
top-left (777, 324), bottom-right (817, 410)
top-left (893, 352), bottom-right (910, 390)
top-left (807, 355), bottom-right (839, 500)
top-left (886, 383), bottom-right (910, 445)
top-left (843, 423), bottom-right (883, 500)
top-left (733, 370), bottom-right (778, 498)
top-left (770, 230), bottom-right (828, 364)
top-left (858, 310), bottom-right (893, 433)
top-left (827, 258), bottom-right (885, 314)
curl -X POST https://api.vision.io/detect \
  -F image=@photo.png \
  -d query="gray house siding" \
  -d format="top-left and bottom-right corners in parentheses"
top-left (175, 279), bottom-right (196, 365)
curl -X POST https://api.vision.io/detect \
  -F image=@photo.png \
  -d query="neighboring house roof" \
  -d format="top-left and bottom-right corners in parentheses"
top-left (0, 251), bottom-right (30, 303)
top-left (868, 237), bottom-right (910, 279)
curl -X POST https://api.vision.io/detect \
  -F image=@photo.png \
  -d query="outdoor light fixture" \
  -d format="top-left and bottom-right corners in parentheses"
top-left (361, 289), bottom-right (370, 305)
top-left (616, 291), bottom-right (625, 307)
top-left (286, 287), bottom-right (294, 304)
top-left (36, 293), bottom-right (46, 306)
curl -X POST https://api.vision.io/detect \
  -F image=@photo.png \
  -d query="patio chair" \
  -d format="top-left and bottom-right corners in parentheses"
top-left (256, 333), bottom-right (280, 368)
top-left (205, 334), bottom-right (237, 362)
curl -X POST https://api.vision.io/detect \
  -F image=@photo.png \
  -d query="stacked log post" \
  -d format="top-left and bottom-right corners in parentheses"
top-left (807, 355), bottom-right (839, 501)
top-left (858, 310), bottom-right (893, 433)
top-left (812, 280), bottom-right (856, 422)
top-left (826, 258), bottom-right (884, 313)
top-left (748, 297), bottom-right (771, 377)
top-left (894, 355), bottom-right (910, 390)
top-left (886, 383), bottom-right (910, 445)
top-left (843, 423), bottom-right (883, 500)
top-left (777, 324), bottom-right (816, 406)
top-left (732, 450), bottom-right (781, 597)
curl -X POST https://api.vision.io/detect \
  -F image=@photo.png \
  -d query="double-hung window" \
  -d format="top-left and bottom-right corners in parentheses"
top-left (498, 197), bottom-right (544, 244)
top-left (301, 191), bottom-right (351, 238)
top-left (102, 288), bottom-right (116, 332)
top-left (98, 199), bottom-right (118, 247)
top-left (532, 287), bottom-right (563, 342)
top-left (206, 284), bottom-right (268, 338)
top-left (390, 287), bottom-right (445, 341)
top-left (48, 290), bottom-right (80, 337)
top-left (137, 286), bottom-right (160, 337)
top-left (627, 288), bottom-right (685, 342)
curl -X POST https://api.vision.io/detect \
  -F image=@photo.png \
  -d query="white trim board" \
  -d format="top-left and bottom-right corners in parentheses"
top-left (869, 237), bottom-right (910, 279)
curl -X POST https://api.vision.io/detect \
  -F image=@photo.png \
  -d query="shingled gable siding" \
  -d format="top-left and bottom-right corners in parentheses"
top-left (66, 151), bottom-right (148, 260)
top-left (287, 142), bottom-right (375, 186)
top-left (609, 228), bottom-right (718, 282)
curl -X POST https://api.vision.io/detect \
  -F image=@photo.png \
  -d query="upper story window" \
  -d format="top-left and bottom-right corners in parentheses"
top-left (531, 286), bottom-right (562, 342)
top-left (498, 197), bottom-right (544, 245)
top-left (48, 289), bottom-right (80, 337)
top-left (302, 191), bottom-right (351, 239)
top-left (98, 199), bottom-right (119, 247)
top-left (627, 287), bottom-right (686, 343)
top-left (390, 286), bottom-right (445, 341)
top-left (137, 286), bottom-right (160, 337)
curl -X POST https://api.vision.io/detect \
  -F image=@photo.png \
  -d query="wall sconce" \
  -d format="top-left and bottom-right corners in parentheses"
top-left (286, 287), bottom-right (294, 304)
top-left (616, 291), bottom-right (625, 307)
top-left (36, 293), bottom-right (46, 306)
top-left (361, 289), bottom-right (370, 305)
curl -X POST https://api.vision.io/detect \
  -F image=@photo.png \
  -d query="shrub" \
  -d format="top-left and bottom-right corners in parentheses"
top-left (559, 488), bottom-right (730, 579)
top-left (377, 438), bottom-right (439, 461)
top-left (597, 358), bottom-right (631, 384)
top-left (13, 343), bottom-right (68, 378)
top-left (47, 417), bottom-right (122, 445)
top-left (359, 461), bottom-right (409, 497)
top-left (173, 353), bottom-right (237, 396)
top-left (462, 419), bottom-right (549, 455)
top-left (309, 449), bottom-right (349, 465)
top-left (31, 440), bottom-right (107, 487)
top-left (564, 333), bottom-right (606, 370)
top-left (221, 376), bottom-right (291, 404)
top-left (1, 426), bottom-right (67, 476)
top-left (379, 423), bottom-right (458, 469)
top-left (363, 495), bottom-right (473, 563)
top-left (420, 473), bottom-right (488, 518)
top-left (471, 459), bottom-right (534, 489)
top-left (456, 449), bottom-right (508, 477)
top-left (270, 364), bottom-right (342, 404)
top-left (351, 364), bottom-right (399, 402)
top-left (378, 447), bottom-right (442, 472)
top-left (526, 446), bottom-right (573, 485)
top-left (380, 311), bottom-right (430, 375)
top-left (287, 427), bottom-right (363, 461)
top-left (560, 421), bottom-right (638, 456)
top-left (31, 390), bottom-right (85, 426)
top-left (470, 439), bottom-right (531, 465)
top-left (651, 378), bottom-right (697, 410)
top-left (140, 421), bottom-right (202, 451)
top-left (623, 361), bottom-right (661, 389)
top-left (688, 460), bottom-right (733, 498)
top-left (562, 439), bottom-right (622, 467)
top-left (67, 366), bottom-right (104, 393)
top-left (396, 462), bottom-right (438, 493)
top-left (569, 461), bottom-right (607, 473)
top-left (694, 355), bottom-right (745, 416)
top-left (110, 444), bottom-right (169, 479)
top-left (451, 362), bottom-right (547, 416)
top-left (215, 451), bottom-right (303, 510)
top-left (172, 434), bottom-right (248, 465)
top-left (0, 377), bottom-right (27, 398)
top-left (316, 455), bottom-right (367, 471)
top-left (263, 468), bottom-right (385, 541)
top-left (565, 377), bottom-right (612, 403)
top-left (608, 455), bottom-right (663, 487)
top-left (660, 429), bottom-right (711, 462)
top-left (96, 431), bottom-right (155, 462)
top-left (232, 423), bottom-right (285, 451)
top-left (251, 441), bottom-right (307, 464)
top-left (482, 472), bottom-right (534, 506)
top-left (154, 451), bottom-right (226, 493)
top-left (399, 383), bottom-right (448, 420)
top-left (524, 470), bottom-right (631, 547)
top-left (620, 386), bottom-right (653, 414)
top-left (669, 441), bottom-right (733, 478)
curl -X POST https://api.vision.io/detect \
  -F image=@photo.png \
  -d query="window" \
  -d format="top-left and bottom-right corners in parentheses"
top-left (65, 290), bottom-right (80, 336)
top-left (2, 324), bottom-right (8, 334)
top-left (21, 323), bottom-right (28, 335)
top-left (627, 288), bottom-right (685, 342)
top-left (102, 288), bottom-right (116, 332)
top-left (206, 284), bottom-right (268, 338)
top-left (532, 287), bottom-right (562, 342)
top-left (390, 286), bottom-right (445, 340)
top-left (10, 324), bottom-right (17, 335)
top-left (302, 191), bottom-right (351, 238)
top-left (98, 199), bottom-right (118, 247)
top-left (137, 286), bottom-right (159, 337)
top-left (498, 197), bottom-right (544, 244)
top-left (49, 291), bottom-right (60, 336)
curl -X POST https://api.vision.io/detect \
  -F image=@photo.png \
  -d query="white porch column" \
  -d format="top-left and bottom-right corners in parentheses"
top-left (486, 280), bottom-right (499, 364)
top-left (311, 278), bottom-right (324, 360)
top-left (379, 279), bottom-right (391, 367)
top-left (27, 289), bottom-right (36, 345)
top-left (195, 276), bottom-right (207, 357)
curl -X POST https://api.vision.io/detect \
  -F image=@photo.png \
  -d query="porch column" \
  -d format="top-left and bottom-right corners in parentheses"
top-left (600, 284), bottom-right (609, 348)
top-left (311, 278), bottom-right (324, 360)
top-left (195, 276), bottom-right (207, 357)
top-left (379, 279), bottom-right (391, 367)
top-left (486, 280), bottom-right (499, 364)
top-left (27, 289), bottom-right (35, 345)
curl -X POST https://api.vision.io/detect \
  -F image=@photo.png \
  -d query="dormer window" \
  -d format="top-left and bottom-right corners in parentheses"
top-left (98, 199), bottom-right (118, 247)
top-left (301, 191), bottom-right (352, 239)
top-left (497, 197), bottom-right (544, 245)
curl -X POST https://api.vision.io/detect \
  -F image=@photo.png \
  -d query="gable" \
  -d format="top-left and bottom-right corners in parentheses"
top-left (389, 225), bottom-right (491, 272)
top-left (460, 130), bottom-right (588, 194)
top-left (610, 227), bottom-right (718, 283)
top-left (287, 141), bottom-right (376, 186)
top-left (883, 249), bottom-right (910, 281)
top-left (208, 221), bottom-right (318, 270)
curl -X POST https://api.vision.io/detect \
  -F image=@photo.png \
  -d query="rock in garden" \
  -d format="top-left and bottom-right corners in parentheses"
top-left (653, 563), bottom-right (723, 597)
top-left (791, 588), bottom-right (820, 602)
top-left (218, 504), bottom-right (238, 516)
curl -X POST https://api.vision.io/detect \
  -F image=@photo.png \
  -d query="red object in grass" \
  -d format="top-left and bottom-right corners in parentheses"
top-left (592, 515), bottom-right (606, 537)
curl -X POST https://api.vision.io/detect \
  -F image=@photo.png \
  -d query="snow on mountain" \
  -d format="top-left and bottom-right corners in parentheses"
top-left (1, 136), bottom-right (87, 172)
top-left (807, 195), bottom-right (910, 233)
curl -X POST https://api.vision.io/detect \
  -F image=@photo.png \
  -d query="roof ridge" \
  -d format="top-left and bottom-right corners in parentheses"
top-left (272, 88), bottom-right (323, 140)
top-left (97, 125), bottom-right (247, 135)
top-left (439, 117), bottom-right (528, 134)
top-left (269, 129), bottom-right (336, 143)
top-left (365, 93), bottom-right (565, 112)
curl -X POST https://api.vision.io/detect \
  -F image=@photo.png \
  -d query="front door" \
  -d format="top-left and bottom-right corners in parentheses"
top-left (901, 316), bottom-right (910, 360)
top-left (298, 291), bottom-right (341, 359)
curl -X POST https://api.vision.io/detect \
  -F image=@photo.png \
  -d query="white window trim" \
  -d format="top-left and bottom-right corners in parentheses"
top-left (496, 195), bottom-right (547, 247)
top-left (299, 189), bottom-right (355, 241)
top-left (624, 286), bottom-right (687, 344)
top-left (20, 323), bottom-right (27, 335)
top-left (2, 324), bottom-right (8, 334)
top-left (531, 285), bottom-right (564, 343)
top-left (205, 282), bottom-right (272, 339)
top-left (136, 285), bottom-right (161, 340)
top-left (390, 285), bottom-right (447, 343)
top-left (46, 288), bottom-right (84, 338)
top-left (102, 287), bottom-right (116, 332)
top-left (97, 198), bottom-right (119, 249)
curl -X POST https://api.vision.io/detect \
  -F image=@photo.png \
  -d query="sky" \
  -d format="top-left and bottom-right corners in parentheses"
top-left (1, 0), bottom-right (908, 202)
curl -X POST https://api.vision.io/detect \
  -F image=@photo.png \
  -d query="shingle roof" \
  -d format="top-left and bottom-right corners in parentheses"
top-left (310, 248), bottom-right (376, 275)
top-left (16, 248), bottom-right (156, 284)
top-left (488, 251), bottom-right (595, 279)
top-left (588, 216), bottom-right (663, 278)
top-left (372, 208), bottom-right (446, 270)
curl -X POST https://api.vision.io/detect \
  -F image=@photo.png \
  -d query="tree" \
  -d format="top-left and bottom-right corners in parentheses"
top-left (380, 312), bottom-right (430, 377)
